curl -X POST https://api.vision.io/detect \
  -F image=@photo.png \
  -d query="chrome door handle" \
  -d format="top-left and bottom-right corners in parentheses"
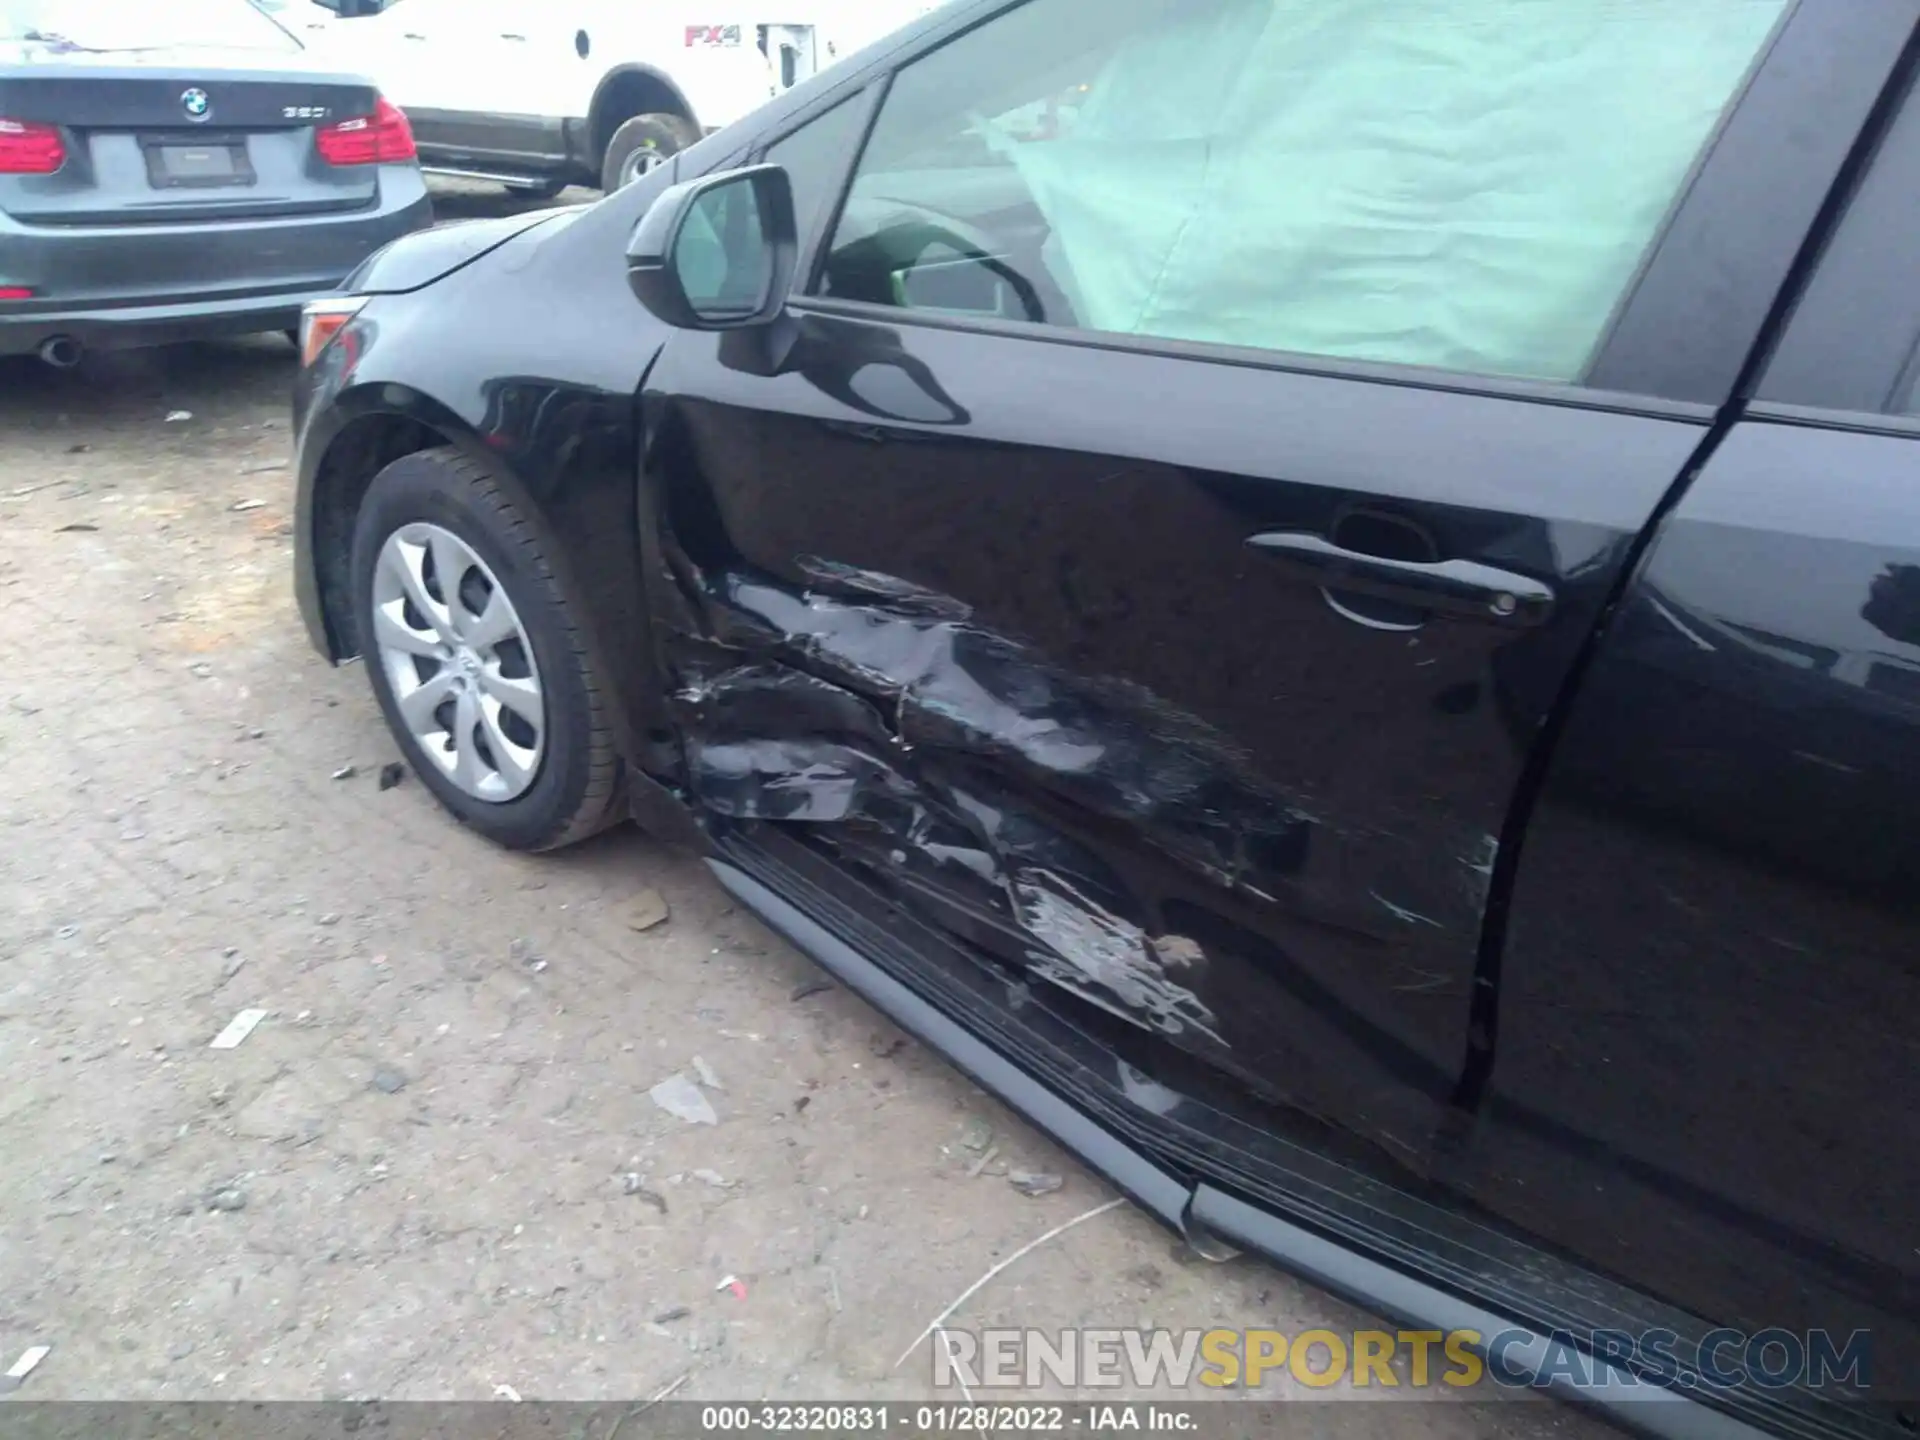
top-left (1245, 531), bottom-right (1554, 627)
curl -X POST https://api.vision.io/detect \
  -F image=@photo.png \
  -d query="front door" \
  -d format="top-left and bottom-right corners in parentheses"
top-left (428, 1), bottom-right (581, 168)
top-left (638, 0), bottom-right (1798, 1166)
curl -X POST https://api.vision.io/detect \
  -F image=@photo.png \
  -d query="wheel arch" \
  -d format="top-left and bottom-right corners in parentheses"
top-left (301, 387), bottom-right (675, 789)
top-left (588, 65), bottom-right (700, 165)
top-left (306, 401), bottom-right (446, 663)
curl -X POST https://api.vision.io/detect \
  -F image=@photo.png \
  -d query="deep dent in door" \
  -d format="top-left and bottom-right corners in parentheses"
top-left (625, 417), bottom-right (1501, 1144)
top-left (668, 562), bottom-right (1316, 1059)
top-left (628, 307), bottom-right (1709, 1165)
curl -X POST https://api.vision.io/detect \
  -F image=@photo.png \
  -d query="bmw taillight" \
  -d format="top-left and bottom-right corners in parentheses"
top-left (314, 97), bottom-right (415, 166)
top-left (0, 118), bottom-right (66, 175)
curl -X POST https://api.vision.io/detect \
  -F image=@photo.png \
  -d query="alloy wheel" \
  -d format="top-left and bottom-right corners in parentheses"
top-left (370, 522), bottom-right (545, 802)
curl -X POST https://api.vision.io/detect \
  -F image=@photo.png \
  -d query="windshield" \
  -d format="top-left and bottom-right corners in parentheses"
top-left (0, 0), bottom-right (298, 50)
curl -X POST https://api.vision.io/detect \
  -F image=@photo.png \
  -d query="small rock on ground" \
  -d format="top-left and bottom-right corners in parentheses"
top-left (1008, 1170), bottom-right (1064, 1198)
top-left (625, 888), bottom-right (670, 932)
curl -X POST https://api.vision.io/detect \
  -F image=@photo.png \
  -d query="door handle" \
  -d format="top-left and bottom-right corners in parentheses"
top-left (1245, 531), bottom-right (1554, 627)
top-left (501, 32), bottom-right (527, 40)
top-left (403, 31), bottom-right (426, 39)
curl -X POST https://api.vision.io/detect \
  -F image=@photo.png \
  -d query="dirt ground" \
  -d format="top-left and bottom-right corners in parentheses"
top-left (0, 183), bottom-right (1602, 1438)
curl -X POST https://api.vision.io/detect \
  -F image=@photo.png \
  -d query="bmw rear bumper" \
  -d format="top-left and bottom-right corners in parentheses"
top-left (0, 170), bottom-right (431, 358)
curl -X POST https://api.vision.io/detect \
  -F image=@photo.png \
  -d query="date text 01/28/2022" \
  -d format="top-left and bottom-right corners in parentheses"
top-left (697, 1405), bottom-right (1196, 1432)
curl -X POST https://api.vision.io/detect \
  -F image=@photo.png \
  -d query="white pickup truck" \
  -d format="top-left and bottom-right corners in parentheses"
top-left (295, 0), bottom-right (825, 194)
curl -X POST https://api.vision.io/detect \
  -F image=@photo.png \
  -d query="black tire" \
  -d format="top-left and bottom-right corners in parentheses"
top-left (349, 447), bottom-right (625, 852)
top-left (506, 177), bottom-right (569, 201)
top-left (600, 112), bottom-right (700, 192)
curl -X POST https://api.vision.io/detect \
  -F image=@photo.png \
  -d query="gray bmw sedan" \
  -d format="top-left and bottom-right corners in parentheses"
top-left (0, 0), bottom-right (430, 364)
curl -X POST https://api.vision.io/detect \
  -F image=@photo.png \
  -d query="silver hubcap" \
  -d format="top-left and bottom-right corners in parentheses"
top-left (371, 522), bottom-right (544, 803)
top-left (618, 143), bottom-right (664, 189)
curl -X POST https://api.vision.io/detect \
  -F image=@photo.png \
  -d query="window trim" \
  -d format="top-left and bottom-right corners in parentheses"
top-left (1744, 398), bottom-right (1920, 440)
top-left (767, 0), bottom-right (1916, 411)
top-left (786, 292), bottom-right (1716, 421)
top-left (752, 82), bottom-right (887, 273)
top-left (1588, 0), bottom-right (1920, 405)
top-left (1567, 0), bottom-right (1797, 391)
top-left (1755, 55), bottom-right (1920, 416)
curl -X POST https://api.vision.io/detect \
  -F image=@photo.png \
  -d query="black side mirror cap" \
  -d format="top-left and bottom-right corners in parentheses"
top-left (625, 163), bottom-right (799, 331)
top-left (313, 0), bottom-right (386, 16)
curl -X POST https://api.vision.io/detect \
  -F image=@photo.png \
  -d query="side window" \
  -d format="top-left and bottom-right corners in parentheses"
top-left (760, 95), bottom-right (868, 255)
top-left (815, 0), bottom-right (1789, 384)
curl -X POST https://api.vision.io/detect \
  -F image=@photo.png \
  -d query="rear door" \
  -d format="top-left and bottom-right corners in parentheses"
top-left (638, 0), bottom-right (1906, 1165)
top-left (1465, 70), bottom-right (1920, 1408)
top-left (398, 0), bottom-right (581, 168)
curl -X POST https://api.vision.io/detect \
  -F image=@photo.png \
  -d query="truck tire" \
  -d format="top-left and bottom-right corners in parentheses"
top-left (601, 113), bottom-right (700, 192)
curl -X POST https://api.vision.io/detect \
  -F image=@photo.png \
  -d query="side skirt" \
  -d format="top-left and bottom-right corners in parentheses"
top-left (710, 824), bottom-right (1875, 1440)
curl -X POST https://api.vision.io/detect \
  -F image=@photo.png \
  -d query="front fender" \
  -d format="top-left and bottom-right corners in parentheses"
top-left (345, 207), bottom-right (587, 296)
top-left (293, 295), bottom-right (674, 781)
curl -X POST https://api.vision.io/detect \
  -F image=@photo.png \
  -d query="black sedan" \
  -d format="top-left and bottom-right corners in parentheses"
top-left (292, 0), bottom-right (1920, 1432)
top-left (0, 0), bottom-right (429, 364)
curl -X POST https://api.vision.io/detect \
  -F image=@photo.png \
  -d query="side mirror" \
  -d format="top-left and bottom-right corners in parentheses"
top-left (625, 164), bottom-right (798, 331)
top-left (312, 0), bottom-right (385, 16)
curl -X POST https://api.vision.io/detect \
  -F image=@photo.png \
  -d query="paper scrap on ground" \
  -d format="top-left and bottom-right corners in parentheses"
top-left (7, 1346), bottom-right (50, 1380)
top-left (649, 1072), bottom-right (717, 1126)
top-left (209, 1009), bottom-right (267, 1050)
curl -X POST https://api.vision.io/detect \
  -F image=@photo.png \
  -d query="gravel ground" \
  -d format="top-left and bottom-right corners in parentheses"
top-left (0, 180), bottom-right (1603, 1438)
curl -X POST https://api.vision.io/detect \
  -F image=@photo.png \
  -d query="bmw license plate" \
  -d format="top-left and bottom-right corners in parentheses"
top-left (143, 137), bottom-right (253, 189)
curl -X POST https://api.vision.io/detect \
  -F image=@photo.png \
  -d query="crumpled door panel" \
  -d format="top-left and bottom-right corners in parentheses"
top-left (661, 553), bottom-right (1449, 1144)
top-left (634, 303), bottom-right (1706, 1168)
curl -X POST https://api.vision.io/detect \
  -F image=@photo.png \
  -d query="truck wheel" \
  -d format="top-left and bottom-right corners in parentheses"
top-left (349, 447), bottom-right (626, 852)
top-left (601, 113), bottom-right (699, 191)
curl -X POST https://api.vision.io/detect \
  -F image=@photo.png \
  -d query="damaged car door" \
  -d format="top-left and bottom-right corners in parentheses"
top-left (633, 0), bottom-right (1806, 1167)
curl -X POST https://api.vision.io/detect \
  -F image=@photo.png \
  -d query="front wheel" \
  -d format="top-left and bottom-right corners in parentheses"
top-left (349, 447), bottom-right (625, 851)
top-left (601, 113), bottom-right (700, 192)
